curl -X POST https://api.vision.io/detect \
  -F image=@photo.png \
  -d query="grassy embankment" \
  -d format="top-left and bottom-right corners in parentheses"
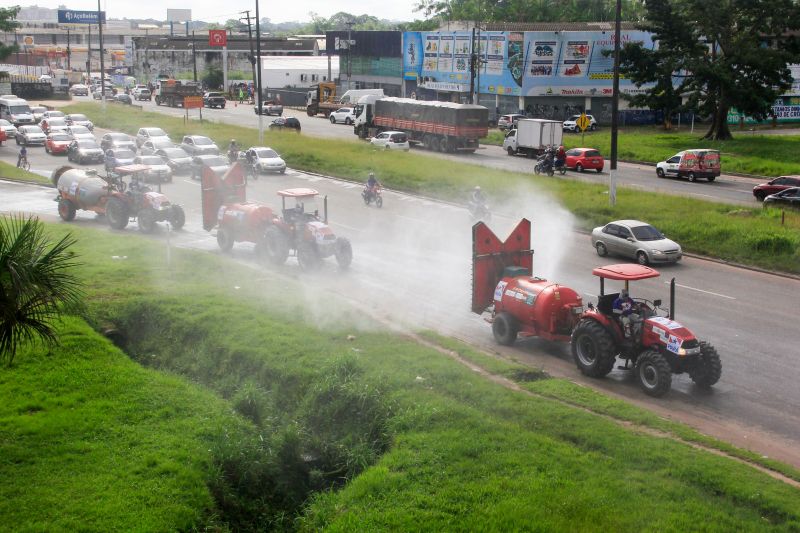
top-left (3, 220), bottom-right (799, 530)
top-left (58, 102), bottom-right (800, 274)
top-left (485, 125), bottom-right (800, 177)
top-left (0, 160), bottom-right (51, 185)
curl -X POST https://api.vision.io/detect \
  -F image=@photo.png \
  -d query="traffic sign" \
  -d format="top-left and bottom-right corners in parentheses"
top-left (184, 96), bottom-right (204, 109)
top-left (208, 30), bottom-right (227, 47)
top-left (576, 113), bottom-right (590, 132)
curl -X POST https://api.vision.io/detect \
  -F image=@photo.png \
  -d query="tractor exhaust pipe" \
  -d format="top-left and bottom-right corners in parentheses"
top-left (669, 277), bottom-right (675, 320)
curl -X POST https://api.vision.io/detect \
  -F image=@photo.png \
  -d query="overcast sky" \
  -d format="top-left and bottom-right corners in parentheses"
top-left (29, 0), bottom-right (422, 24)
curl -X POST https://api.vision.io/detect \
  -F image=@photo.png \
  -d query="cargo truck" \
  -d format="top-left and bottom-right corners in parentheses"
top-left (154, 79), bottom-right (203, 107)
top-left (502, 119), bottom-right (563, 158)
top-left (353, 96), bottom-right (488, 153)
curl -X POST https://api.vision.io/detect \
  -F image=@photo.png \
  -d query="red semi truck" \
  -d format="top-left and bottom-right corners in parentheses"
top-left (353, 96), bottom-right (488, 153)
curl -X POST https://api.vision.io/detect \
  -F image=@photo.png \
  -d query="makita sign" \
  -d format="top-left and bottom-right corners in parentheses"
top-left (58, 10), bottom-right (106, 24)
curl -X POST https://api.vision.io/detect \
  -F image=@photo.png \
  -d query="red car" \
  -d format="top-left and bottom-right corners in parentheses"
top-left (0, 128), bottom-right (6, 145)
top-left (752, 175), bottom-right (800, 201)
top-left (45, 132), bottom-right (73, 155)
top-left (565, 147), bottom-right (604, 173)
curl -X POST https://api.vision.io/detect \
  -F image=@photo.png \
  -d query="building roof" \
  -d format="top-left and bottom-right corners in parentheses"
top-left (132, 35), bottom-right (317, 53)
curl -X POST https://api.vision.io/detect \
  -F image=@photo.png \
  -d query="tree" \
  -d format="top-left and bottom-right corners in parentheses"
top-left (413, 0), bottom-right (646, 24)
top-left (619, 0), bottom-right (800, 140)
top-left (203, 65), bottom-right (224, 89)
top-left (0, 216), bottom-right (82, 365)
top-left (0, 6), bottom-right (21, 62)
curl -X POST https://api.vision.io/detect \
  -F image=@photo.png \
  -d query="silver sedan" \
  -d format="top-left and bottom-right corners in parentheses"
top-left (591, 219), bottom-right (682, 265)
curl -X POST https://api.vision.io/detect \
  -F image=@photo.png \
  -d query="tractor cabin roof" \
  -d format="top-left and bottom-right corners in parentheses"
top-left (592, 264), bottom-right (660, 281)
top-left (278, 188), bottom-right (319, 198)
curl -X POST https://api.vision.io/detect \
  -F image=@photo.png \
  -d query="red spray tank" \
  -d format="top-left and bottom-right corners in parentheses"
top-left (472, 219), bottom-right (584, 345)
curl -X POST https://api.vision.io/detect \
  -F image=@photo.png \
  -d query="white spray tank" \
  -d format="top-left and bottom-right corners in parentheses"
top-left (52, 166), bottom-right (113, 209)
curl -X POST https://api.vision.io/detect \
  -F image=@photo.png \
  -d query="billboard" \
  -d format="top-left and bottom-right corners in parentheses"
top-left (57, 10), bottom-right (106, 24)
top-left (167, 9), bottom-right (192, 22)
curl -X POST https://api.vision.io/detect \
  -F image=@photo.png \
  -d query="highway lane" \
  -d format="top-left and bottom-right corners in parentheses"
top-left (2, 141), bottom-right (799, 467)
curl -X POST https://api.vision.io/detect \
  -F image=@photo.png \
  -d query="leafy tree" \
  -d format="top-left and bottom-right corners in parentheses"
top-left (0, 6), bottom-right (21, 62)
top-left (414, 0), bottom-right (645, 24)
top-left (619, 0), bottom-right (800, 140)
top-left (203, 65), bottom-right (224, 89)
top-left (0, 216), bottom-right (82, 365)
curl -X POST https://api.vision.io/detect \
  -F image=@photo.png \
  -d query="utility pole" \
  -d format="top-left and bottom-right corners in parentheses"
top-left (255, 0), bottom-right (263, 141)
top-left (609, 0), bottom-right (622, 206)
top-left (191, 31), bottom-right (197, 82)
top-left (345, 19), bottom-right (354, 91)
top-left (469, 27), bottom-right (476, 104)
top-left (240, 10), bottom-right (257, 104)
top-left (66, 28), bottom-right (71, 70)
top-left (87, 24), bottom-right (91, 76)
top-left (97, 0), bottom-right (106, 106)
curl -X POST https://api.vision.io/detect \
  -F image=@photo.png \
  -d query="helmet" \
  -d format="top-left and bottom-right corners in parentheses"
top-left (474, 186), bottom-right (481, 191)
top-left (369, 172), bottom-right (375, 178)
top-left (559, 145), bottom-right (564, 150)
top-left (230, 139), bottom-right (236, 143)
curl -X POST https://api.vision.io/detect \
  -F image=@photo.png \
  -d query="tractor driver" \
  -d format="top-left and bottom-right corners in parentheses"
top-left (613, 288), bottom-right (642, 338)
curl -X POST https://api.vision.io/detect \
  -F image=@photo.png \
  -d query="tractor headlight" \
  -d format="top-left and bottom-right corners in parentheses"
top-left (677, 346), bottom-right (701, 356)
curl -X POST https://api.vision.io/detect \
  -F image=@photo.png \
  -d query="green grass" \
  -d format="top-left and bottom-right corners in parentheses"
top-left (58, 102), bottom-right (800, 274)
top-left (484, 124), bottom-right (800, 177)
top-left (0, 160), bottom-right (51, 186)
top-left (5, 220), bottom-right (797, 530)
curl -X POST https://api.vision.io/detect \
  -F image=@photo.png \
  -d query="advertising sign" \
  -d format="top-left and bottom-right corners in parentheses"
top-left (403, 32), bottom-right (422, 80)
top-left (209, 30), bottom-right (227, 47)
top-left (57, 10), bottom-right (106, 24)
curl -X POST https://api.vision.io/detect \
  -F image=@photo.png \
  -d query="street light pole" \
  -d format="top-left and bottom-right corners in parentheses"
top-left (255, 0), bottom-right (264, 141)
top-left (97, 0), bottom-right (106, 106)
top-left (345, 19), bottom-right (354, 91)
top-left (191, 31), bottom-right (197, 82)
top-left (609, 0), bottom-right (622, 206)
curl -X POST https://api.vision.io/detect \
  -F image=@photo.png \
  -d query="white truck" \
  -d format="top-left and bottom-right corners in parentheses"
top-left (502, 118), bottom-right (563, 158)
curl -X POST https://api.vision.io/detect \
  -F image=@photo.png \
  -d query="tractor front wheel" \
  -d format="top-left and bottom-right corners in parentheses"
top-left (106, 198), bottom-right (129, 230)
top-left (169, 206), bottom-right (185, 230)
top-left (261, 226), bottom-right (290, 265)
top-left (492, 312), bottom-right (518, 346)
top-left (571, 319), bottom-right (617, 377)
top-left (137, 208), bottom-right (157, 233)
top-left (334, 238), bottom-right (353, 270)
top-left (297, 241), bottom-right (321, 272)
top-left (58, 198), bottom-right (76, 221)
top-left (689, 342), bottom-right (722, 388)
top-left (217, 226), bottom-right (235, 252)
top-left (636, 349), bottom-right (672, 397)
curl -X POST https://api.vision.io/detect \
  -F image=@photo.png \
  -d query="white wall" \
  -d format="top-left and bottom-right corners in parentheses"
top-left (259, 56), bottom-right (340, 88)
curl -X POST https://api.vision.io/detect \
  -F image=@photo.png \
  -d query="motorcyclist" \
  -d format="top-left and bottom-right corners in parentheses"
top-left (613, 288), bottom-right (642, 338)
top-left (555, 145), bottom-right (567, 169)
top-left (364, 172), bottom-right (381, 201)
top-left (227, 139), bottom-right (239, 163)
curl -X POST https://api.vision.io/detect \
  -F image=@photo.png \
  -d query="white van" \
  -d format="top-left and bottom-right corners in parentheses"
top-left (338, 89), bottom-right (384, 106)
top-left (0, 97), bottom-right (35, 126)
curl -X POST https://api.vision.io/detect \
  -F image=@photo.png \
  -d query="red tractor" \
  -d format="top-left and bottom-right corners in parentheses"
top-left (258, 188), bottom-right (353, 271)
top-left (201, 162), bottom-right (276, 254)
top-left (472, 219), bottom-right (722, 397)
top-left (53, 165), bottom-right (185, 233)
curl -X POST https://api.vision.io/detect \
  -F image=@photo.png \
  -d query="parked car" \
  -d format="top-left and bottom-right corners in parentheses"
top-left (562, 114), bottom-right (597, 132)
top-left (203, 92), bottom-right (226, 108)
top-left (763, 187), bottom-right (800, 209)
top-left (114, 94), bottom-right (133, 105)
top-left (66, 125), bottom-right (95, 142)
top-left (136, 127), bottom-right (170, 147)
top-left (244, 146), bottom-right (286, 174)
top-left (92, 87), bottom-right (115, 100)
top-left (752, 176), bottom-right (800, 201)
top-left (100, 132), bottom-right (136, 152)
top-left (133, 88), bottom-right (151, 101)
top-left (268, 116), bottom-right (301, 132)
top-left (656, 149), bottom-right (720, 182)
top-left (591, 220), bottom-right (682, 265)
top-left (45, 132), bottom-right (73, 154)
top-left (180, 135), bottom-right (220, 156)
top-left (105, 148), bottom-right (137, 172)
top-left (69, 84), bottom-right (89, 96)
top-left (40, 117), bottom-right (68, 134)
top-left (65, 113), bottom-right (94, 131)
top-left (30, 106), bottom-right (47, 123)
top-left (15, 125), bottom-right (47, 146)
top-left (565, 147), bottom-right (604, 173)
top-left (255, 101), bottom-right (283, 116)
top-left (370, 131), bottom-right (410, 151)
top-left (0, 119), bottom-right (19, 139)
top-left (140, 138), bottom-right (175, 155)
top-left (133, 155), bottom-right (173, 183)
top-left (156, 147), bottom-right (193, 174)
top-left (190, 154), bottom-right (230, 180)
top-left (132, 84), bottom-right (148, 98)
top-left (329, 107), bottom-right (356, 125)
top-left (498, 113), bottom-right (525, 130)
top-left (67, 139), bottom-right (105, 164)
top-left (41, 110), bottom-right (66, 120)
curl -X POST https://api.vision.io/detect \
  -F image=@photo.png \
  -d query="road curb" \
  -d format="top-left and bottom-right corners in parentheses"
top-left (0, 176), bottom-right (54, 188)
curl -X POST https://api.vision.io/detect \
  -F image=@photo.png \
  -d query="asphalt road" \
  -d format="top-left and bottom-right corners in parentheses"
top-left (2, 103), bottom-right (798, 468)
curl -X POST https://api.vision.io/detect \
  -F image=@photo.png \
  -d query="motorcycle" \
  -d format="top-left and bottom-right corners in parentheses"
top-left (534, 153), bottom-right (555, 176)
top-left (468, 200), bottom-right (491, 222)
top-left (554, 157), bottom-right (567, 175)
top-left (362, 185), bottom-right (383, 207)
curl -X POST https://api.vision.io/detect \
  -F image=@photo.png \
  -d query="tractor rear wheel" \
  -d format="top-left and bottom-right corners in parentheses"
top-left (106, 198), bottom-right (129, 230)
top-left (137, 208), bottom-right (157, 233)
top-left (636, 349), bottom-right (672, 397)
top-left (689, 342), bottom-right (722, 388)
top-left (297, 241), bottom-right (321, 271)
top-left (58, 198), bottom-right (76, 221)
top-left (571, 319), bottom-right (616, 377)
top-left (217, 226), bottom-right (234, 252)
top-left (169, 206), bottom-right (185, 230)
top-left (334, 238), bottom-right (353, 269)
top-left (492, 312), bottom-right (518, 346)
top-left (261, 226), bottom-right (290, 265)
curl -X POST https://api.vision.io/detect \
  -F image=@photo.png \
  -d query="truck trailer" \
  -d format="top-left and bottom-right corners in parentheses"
top-left (354, 96), bottom-right (488, 153)
top-left (154, 80), bottom-right (203, 108)
top-left (502, 118), bottom-right (563, 158)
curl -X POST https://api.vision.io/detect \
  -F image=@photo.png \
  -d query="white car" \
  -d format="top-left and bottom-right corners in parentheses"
top-left (329, 107), bottom-right (356, 125)
top-left (134, 155), bottom-right (174, 183)
top-left (136, 127), bottom-right (170, 147)
top-left (66, 125), bottom-right (95, 142)
top-left (140, 138), bottom-right (175, 155)
top-left (563, 114), bottom-right (597, 132)
top-left (16, 125), bottom-right (47, 146)
top-left (30, 106), bottom-right (48, 123)
top-left (69, 84), bottom-right (89, 96)
top-left (66, 113), bottom-right (94, 131)
top-left (370, 131), bottom-right (410, 151)
top-left (0, 119), bottom-right (18, 139)
top-left (245, 146), bottom-right (286, 174)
